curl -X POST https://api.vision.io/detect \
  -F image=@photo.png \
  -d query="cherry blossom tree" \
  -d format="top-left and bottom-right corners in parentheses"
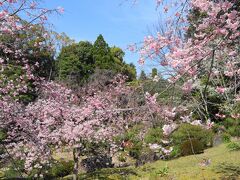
top-left (133, 0), bottom-right (239, 124)
top-left (0, 0), bottom-right (64, 103)
top-left (1, 0), bottom-right (239, 178)
top-left (3, 74), bottom-right (168, 178)
top-left (0, 2), bottom-right (162, 178)
top-left (0, 0), bottom-right (64, 177)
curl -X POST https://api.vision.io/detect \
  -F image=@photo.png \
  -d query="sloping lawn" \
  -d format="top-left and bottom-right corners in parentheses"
top-left (1, 142), bottom-right (239, 179)
top-left (79, 142), bottom-right (240, 180)
top-left (130, 142), bottom-right (240, 180)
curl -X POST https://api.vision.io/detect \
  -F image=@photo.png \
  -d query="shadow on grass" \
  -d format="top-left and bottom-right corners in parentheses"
top-left (79, 167), bottom-right (138, 180)
top-left (215, 163), bottom-right (240, 180)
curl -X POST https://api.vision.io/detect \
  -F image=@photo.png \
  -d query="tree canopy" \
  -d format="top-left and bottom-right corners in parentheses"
top-left (56, 34), bottom-right (136, 84)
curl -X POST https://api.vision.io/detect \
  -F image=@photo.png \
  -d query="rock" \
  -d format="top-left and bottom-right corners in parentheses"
top-left (135, 151), bottom-right (158, 167)
top-left (81, 154), bottom-right (114, 172)
top-left (112, 152), bottom-right (135, 168)
top-left (213, 134), bottom-right (223, 146)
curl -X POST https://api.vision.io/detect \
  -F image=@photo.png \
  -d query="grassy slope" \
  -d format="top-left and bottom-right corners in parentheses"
top-left (1, 142), bottom-right (239, 179)
top-left (130, 143), bottom-right (240, 180)
top-left (79, 142), bottom-right (240, 180)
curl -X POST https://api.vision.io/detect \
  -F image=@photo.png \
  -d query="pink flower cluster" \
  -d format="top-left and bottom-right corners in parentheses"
top-left (140, 0), bottom-right (240, 94)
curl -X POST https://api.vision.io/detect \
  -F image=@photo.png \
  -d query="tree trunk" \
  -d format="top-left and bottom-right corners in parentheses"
top-left (73, 148), bottom-right (80, 180)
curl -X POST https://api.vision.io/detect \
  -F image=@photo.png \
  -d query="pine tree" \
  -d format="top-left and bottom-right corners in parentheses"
top-left (139, 70), bottom-right (147, 81)
top-left (93, 34), bottom-right (114, 70)
top-left (151, 68), bottom-right (158, 78)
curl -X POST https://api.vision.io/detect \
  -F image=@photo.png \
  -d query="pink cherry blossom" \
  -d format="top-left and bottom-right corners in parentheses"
top-left (216, 87), bottom-right (226, 94)
top-left (162, 124), bottom-right (178, 136)
top-left (57, 6), bottom-right (64, 14)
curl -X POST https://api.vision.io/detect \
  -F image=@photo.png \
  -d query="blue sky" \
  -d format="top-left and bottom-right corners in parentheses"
top-left (44, 0), bottom-right (161, 74)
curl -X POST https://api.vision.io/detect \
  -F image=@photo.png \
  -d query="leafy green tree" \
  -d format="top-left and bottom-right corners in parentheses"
top-left (110, 46), bottom-right (125, 73)
top-left (110, 46), bottom-right (125, 63)
top-left (122, 63), bottom-right (137, 81)
top-left (110, 46), bottom-right (136, 81)
top-left (139, 70), bottom-right (147, 81)
top-left (57, 41), bottom-right (95, 84)
top-left (151, 68), bottom-right (158, 78)
top-left (56, 35), bottom-right (136, 84)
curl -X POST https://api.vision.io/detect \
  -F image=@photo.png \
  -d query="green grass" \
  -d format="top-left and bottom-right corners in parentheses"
top-left (131, 143), bottom-right (240, 180)
top-left (1, 141), bottom-right (239, 179)
top-left (78, 142), bottom-right (240, 180)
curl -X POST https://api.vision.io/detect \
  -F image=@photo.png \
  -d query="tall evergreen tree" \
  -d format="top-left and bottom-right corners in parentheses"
top-left (93, 34), bottom-right (114, 70)
top-left (151, 68), bottom-right (158, 78)
top-left (139, 70), bottom-right (147, 81)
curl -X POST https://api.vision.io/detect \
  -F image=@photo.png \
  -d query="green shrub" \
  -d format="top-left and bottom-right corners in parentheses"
top-left (83, 140), bottom-right (110, 156)
top-left (144, 127), bottom-right (163, 144)
top-left (135, 147), bottom-right (156, 166)
top-left (4, 160), bottom-right (25, 178)
top-left (171, 124), bottom-right (214, 155)
top-left (227, 126), bottom-right (240, 137)
top-left (114, 124), bottom-right (143, 145)
top-left (223, 117), bottom-right (240, 137)
top-left (128, 140), bottom-right (143, 159)
top-left (222, 133), bottom-right (231, 143)
top-left (0, 129), bottom-right (7, 158)
top-left (169, 146), bottom-right (181, 158)
top-left (29, 160), bottom-right (74, 179)
top-left (125, 124), bottom-right (143, 140)
top-left (227, 142), bottom-right (240, 151)
top-left (118, 153), bottom-right (127, 162)
top-left (4, 160), bottom-right (73, 179)
top-left (211, 123), bottom-right (221, 133)
top-left (50, 160), bottom-right (74, 178)
top-left (155, 165), bottom-right (169, 177)
top-left (0, 129), bottom-right (7, 142)
top-left (79, 167), bottom-right (137, 179)
top-left (223, 117), bottom-right (236, 127)
top-left (180, 139), bottom-right (204, 155)
top-left (116, 124), bottom-right (144, 159)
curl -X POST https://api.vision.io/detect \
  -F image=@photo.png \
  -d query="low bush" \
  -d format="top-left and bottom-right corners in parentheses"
top-left (227, 142), bottom-right (240, 151)
top-left (0, 129), bottom-right (6, 142)
top-left (124, 124), bottom-right (143, 140)
top-left (227, 126), bottom-right (240, 137)
top-left (3, 160), bottom-right (25, 179)
top-left (221, 132), bottom-right (231, 143)
top-left (4, 160), bottom-right (74, 179)
top-left (223, 118), bottom-right (240, 137)
top-left (118, 153), bottom-right (127, 162)
top-left (171, 123), bottom-right (214, 155)
top-left (115, 124), bottom-right (144, 159)
top-left (144, 127), bottom-right (163, 144)
top-left (135, 147), bottom-right (156, 167)
top-left (0, 129), bottom-right (7, 161)
top-left (180, 139), bottom-right (204, 155)
top-left (169, 146), bottom-right (181, 158)
top-left (128, 140), bottom-right (143, 159)
top-left (49, 160), bottom-right (74, 178)
top-left (79, 167), bottom-right (137, 180)
top-left (28, 160), bottom-right (74, 179)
